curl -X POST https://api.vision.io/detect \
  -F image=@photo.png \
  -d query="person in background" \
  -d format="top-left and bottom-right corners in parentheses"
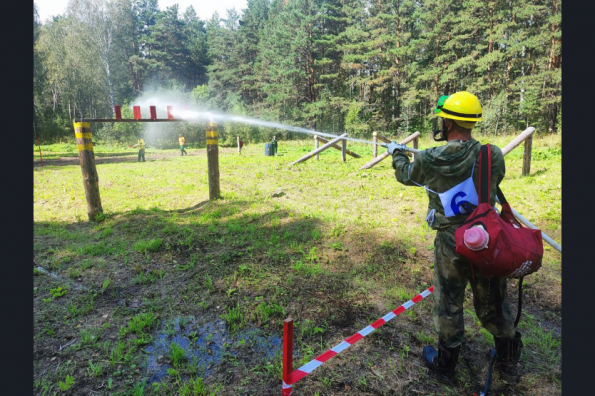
top-left (132, 135), bottom-right (146, 162)
top-left (271, 135), bottom-right (278, 156)
top-left (179, 134), bottom-right (188, 156)
top-left (239, 138), bottom-right (244, 154)
top-left (386, 91), bottom-right (522, 384)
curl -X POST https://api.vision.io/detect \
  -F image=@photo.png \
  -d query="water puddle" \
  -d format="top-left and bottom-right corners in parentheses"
top-left (144, 316), bottom-right (282, 384)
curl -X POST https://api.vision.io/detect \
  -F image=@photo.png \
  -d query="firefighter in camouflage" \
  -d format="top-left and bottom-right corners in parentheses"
top-left (386, 91), bottom-right (523, 383)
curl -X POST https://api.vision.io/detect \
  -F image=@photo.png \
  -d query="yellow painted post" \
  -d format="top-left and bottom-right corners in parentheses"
top-left (206, 122), bottom-right (221, 200)
top-left (73, 122), bottom-right (103, 221)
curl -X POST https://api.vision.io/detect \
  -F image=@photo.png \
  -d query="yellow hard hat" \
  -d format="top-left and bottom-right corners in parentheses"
top-left (436, 91), bottom-right (483, 122)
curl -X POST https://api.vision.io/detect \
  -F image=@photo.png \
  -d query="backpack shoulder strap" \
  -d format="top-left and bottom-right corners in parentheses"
top-left (478, 144), bottom-right (492, 204)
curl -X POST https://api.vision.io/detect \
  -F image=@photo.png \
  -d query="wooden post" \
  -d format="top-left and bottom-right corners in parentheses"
top-left (501, 127), bottom-right (535, 156)
top-left (522, 134), bottom-right (533, 176)
top-left (290, 133), bottom-right (347, 165)
top-left (73, 122), bottom-right (103, 221)
top-left (314, 136), bottom-right (319, 160)
top-left (315, 136), bottom-right (361, 158)
top-left (372, 132), bottom-right (378, 158)
top-left (237, 135), bottom-right (241, 155)
top-left (341, 134), bottom-right (347, 162)
top-left (412, 136), bottom-right (419, 161)
top-left (360, 131), bottom-right (420, 170)
top-left (206, 122), bottom-right (221, 200)
top-left (282, 318), bottom-right (294, 396)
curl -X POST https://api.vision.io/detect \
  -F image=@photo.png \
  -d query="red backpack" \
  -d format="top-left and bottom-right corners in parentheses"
top-left (455, 144), bottom-right (543, 279)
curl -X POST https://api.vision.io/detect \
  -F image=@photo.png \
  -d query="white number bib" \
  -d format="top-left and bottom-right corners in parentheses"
top-left (409, 159), bottom-right (478, 218)
top-left (437, 176), bottom-right (478, 217)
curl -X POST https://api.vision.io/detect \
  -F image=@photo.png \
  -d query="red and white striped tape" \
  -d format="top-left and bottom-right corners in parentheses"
top-left (284, 286), bottom-right (433, 390)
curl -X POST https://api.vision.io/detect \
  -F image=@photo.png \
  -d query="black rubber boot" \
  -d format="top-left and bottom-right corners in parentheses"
top-left (494, 331), bottom-right (523, 382)
top-left (423, 339), bottom-right (461, 381)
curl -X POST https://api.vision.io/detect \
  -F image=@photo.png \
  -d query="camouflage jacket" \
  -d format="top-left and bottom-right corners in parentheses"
top-left (391, 139), bottom-right (505, 230)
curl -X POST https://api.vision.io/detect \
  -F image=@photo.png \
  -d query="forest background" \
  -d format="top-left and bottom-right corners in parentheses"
top-left (33, 0), bottom-right (561, 146)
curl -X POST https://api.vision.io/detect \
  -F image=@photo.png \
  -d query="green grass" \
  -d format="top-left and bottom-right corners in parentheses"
top-left (34, 133), bottom-right (561, 395)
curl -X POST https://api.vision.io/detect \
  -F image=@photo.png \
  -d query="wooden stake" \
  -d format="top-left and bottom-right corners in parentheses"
top-left (290, 133), bottom-right (348, 165)
top-left (412, 136), bottom-right (419, 161)
top-left (73, 122), bottom-right (103, 221)
top-left (360, 131), bottom-right (420, 170)
top-left (206, 122), bottom-right (221, 200)
top-left (314, 136), bottom-right (319, 160)
top-left (372, 132), bottom-right (378, 158)
top-left (522, 134), bottom-right (533, 176)
top-left (501, 127), bottom-right (535, 156)
top-left (315, 136), bottom-right (361, 158)
top-left (341, 135), bottom-right (347, 162)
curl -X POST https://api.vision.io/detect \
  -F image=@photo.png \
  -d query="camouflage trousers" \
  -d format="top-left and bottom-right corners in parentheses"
top-left (432, 225), bottom-right (516, 348)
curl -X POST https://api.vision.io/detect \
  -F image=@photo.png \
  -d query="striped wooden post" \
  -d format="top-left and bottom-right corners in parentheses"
top-left (73, 122), bottom-right (103, 221)
top-left (314, 136), bottom-right (319, 160)
top-left (341, 135), bottom-right (347, 162)
top-left (237, 135), bottom-right (241, 155)
top-left (206, 122), bottom-right (221, 200)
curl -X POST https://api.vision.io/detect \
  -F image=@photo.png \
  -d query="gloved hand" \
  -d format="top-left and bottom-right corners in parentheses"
top-left (386, 141), bottom-right (407, 155)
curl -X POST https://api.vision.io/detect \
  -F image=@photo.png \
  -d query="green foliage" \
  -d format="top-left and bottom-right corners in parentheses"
top-left (49, 286), bottom-right (68, 299)
top-left (134, 238), bottom-right (163, 253)
top-left (101, 277), bottom-right (110, 293)
top-left (122, 312), bottom-right (156, 336)
top-left (58, 375), bottom-right (75, 391)
top-left (221, 304), bottom-right (246, 332)
top-left (35, 0), bottom-right (561, 146)
top-left (255, 301), bottom-right (285, 324)
top-left (86, 360), bottom-right (103, 378)
top-left (169, 342), bottom-right (187, 368)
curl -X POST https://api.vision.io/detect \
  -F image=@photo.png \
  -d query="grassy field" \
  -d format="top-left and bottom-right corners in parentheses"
top-left (33, 132), bottom-right (561, 395)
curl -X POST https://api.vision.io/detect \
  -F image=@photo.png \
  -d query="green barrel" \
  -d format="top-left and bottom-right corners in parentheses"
top-left (265, 143), bottom-right (274, 156)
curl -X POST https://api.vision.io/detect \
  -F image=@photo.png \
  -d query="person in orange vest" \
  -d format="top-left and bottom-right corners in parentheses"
top-left (179, 134), bottom-right (188, 156)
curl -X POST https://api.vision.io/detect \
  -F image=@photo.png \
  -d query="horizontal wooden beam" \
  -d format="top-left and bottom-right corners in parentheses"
top-left (501, 127), bottom-right (535, 156)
